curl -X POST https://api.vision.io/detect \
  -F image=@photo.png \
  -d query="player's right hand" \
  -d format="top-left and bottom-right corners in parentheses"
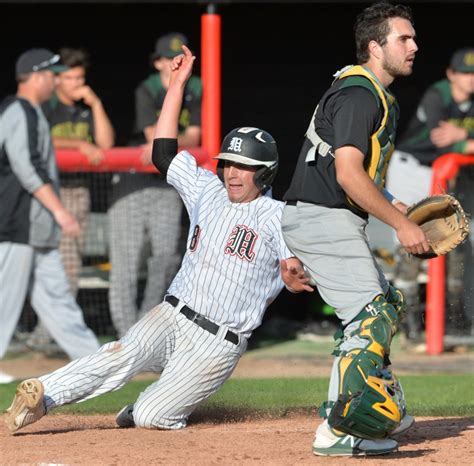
top-left (169, 45), bottom-right (195, 87)
top-left (54, 208), bottom-right (80, 238)
top-left (396, 219), bottom-right (430, 256)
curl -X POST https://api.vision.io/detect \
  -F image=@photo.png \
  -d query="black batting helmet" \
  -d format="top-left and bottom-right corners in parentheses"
top-left (214, 127), bottom-right (279, 192)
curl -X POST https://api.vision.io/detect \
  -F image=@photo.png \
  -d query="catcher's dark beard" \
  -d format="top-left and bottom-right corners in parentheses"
top-left (383, 59), bottom-right (413, 78)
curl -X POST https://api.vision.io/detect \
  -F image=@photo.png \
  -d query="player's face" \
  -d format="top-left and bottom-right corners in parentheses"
top-left (56, 66), bottom-right (86, 98)
top-left (36, 70), bottom-right (57, 102)
top-left (223, 162), bottom-right (261, 203)
top-left (448, 70), bottom-right (474, 97)
top-left (380, 17), bottom-right (418, 77)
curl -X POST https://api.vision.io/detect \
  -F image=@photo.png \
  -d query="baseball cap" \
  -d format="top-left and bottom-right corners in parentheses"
top-left (151, 33), bottom-right (188, 60)
top-left (15, 48), bottom-right (69, 76)
top-left (449, 47), bottom-right (474, 73)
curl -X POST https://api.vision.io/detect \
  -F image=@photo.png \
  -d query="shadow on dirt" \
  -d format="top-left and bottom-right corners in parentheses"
top-left (398, 416), bottom-right (474, 444)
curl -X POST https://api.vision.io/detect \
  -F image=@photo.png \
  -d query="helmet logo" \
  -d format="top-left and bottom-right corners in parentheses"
top-left (255, 131), bottom-right (266, 143)
top-left (228, 137), bottom-right (243, 153)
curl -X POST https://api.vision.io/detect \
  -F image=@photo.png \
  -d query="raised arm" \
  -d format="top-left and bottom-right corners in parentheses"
top-left (151, 45), bottom-right (196, 174)
top-left (155, 45), bottom-right (195, 139)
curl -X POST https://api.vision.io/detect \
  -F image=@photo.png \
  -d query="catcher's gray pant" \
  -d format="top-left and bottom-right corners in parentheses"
top-left (0, 242), bottom-right (100, 359)
top-left (282, 202), bottom-right (390, 326)
top-left (108, 187), bottom-right (183, 337)
top-left (39, 300), bottom-right (247, 429)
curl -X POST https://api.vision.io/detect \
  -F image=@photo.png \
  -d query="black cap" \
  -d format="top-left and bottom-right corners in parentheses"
top-left (151, 33), bottom-right (188, 60)
top-left (16, 48), bottom-right (69, 76)
top-left (449, 48), bottom-right (474, 73)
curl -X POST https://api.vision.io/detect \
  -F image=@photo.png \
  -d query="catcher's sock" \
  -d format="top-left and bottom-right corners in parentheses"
top-left (116, 404), bottom-right (135, 428)
top-left (391, 414), bottom-right (415, 437)
top-left (5, 378), bottom-right (46, 433)
top-left (312, 420), bottom-right (398, 457)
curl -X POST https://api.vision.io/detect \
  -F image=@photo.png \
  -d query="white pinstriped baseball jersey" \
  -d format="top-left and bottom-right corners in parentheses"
top-left (168, 150), bottom-right (292, 336)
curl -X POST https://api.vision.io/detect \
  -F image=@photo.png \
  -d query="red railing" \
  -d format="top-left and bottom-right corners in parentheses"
top-left (427, 153), bottom-right (474, 354)
top-left (56, 147), bottom-right (211, 173)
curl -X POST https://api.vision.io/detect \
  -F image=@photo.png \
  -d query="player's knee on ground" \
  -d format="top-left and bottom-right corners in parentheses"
top-left (133, 397), bottom-right (187, 430)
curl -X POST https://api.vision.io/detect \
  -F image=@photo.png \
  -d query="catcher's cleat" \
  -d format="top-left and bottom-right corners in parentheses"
top-left (312, 420), bottom-right (398, 457)
top-left (5, 378), bottom-right (45, 433)
top-left (116, 404), bottom-right (135, 428)
top-left (391, 414), bottom-right (415, 437)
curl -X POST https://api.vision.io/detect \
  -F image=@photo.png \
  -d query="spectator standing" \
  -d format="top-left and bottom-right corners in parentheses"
top-left (386, 47), bottom-right (474, 339)
top-left (108, 33), bottom-right (202, 337)
top-left (0, 48), bottom-right (100, 383)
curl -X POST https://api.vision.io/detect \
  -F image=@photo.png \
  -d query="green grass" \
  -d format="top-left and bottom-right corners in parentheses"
top-left (1, 374), bottom-right (472, 418)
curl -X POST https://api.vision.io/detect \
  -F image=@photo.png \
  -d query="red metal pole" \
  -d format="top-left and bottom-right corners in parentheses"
top-left (426, 256), bottom-right (446, 354)
top-left (425, 153), bottom-right (474, 354)
top-left (201, 4), bottom-right (221, 172)
top-left (426, 168), bottom-right (448, 354)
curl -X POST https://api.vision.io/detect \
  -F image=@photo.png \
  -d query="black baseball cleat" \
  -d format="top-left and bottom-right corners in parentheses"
top-left (116, 404), bottom-right (135, 428)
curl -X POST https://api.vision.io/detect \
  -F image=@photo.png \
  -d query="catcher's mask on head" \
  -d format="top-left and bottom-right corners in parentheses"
top-left (214, 127), bottom-right (279, 193)
top-left (328, 370), bottom-right (403, 439)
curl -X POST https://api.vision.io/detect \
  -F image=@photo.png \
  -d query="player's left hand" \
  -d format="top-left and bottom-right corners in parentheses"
top-left (280, 258), bottom-right (314, 293)
top-left (430, 121), bottom-right (467, 148)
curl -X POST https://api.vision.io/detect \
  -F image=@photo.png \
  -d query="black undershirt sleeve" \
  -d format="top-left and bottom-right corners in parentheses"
top-left (151, 138), bottom-right (178, 175)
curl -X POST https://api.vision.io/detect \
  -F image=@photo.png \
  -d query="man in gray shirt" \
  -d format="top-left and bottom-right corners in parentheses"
top-left (0, 48), bottom-right (100, 384)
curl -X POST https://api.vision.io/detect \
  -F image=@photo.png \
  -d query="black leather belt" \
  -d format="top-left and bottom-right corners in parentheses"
top-left (165, 295), bottom-right (239, 345)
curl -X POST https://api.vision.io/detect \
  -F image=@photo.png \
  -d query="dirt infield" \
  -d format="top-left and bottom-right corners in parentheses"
top-left (1, 347), bottom-right (473, 464)
top-left (2, 413), bottom-right (473, 464)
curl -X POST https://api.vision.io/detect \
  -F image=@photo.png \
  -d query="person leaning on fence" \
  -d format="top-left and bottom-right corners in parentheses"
top-left (108, 32), bottom-right (202, 338)
top-left (43, 47), bottom-right (115, 294)
top-left (386, 47), bottom-right (474, 340)
top-left (0, 48), bottom-right (100, 384)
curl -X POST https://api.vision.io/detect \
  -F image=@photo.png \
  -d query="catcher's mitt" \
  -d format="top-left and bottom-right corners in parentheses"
top-left (407, 194), bottom-right (470, 259)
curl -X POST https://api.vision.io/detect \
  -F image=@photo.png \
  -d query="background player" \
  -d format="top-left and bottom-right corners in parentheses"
top-left (0, 48), bottom-right (100, 384)
top-left (5, 45), bottom-right (312, 433)
top-left (386, 47), bottom-right (474, 340)
top-left (108, 33), bottom-right (199, 338)
top-left (282, 2), bottom-right (428, 457)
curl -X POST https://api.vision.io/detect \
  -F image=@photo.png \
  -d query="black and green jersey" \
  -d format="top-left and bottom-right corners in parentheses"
top-left (397, 79), bottom-right (474, 165)
top-left (42, 94), bottom-right (95, 143)
top-left (133, 73), bottom-right (202, 144)
top-left (284, 65), bottom-right (399, 218)
top-left (41, 94), bottom-right (96, 187)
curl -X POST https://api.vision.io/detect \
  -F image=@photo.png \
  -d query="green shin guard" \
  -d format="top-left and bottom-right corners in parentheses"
top-left (325, 297), bottom-right (403, 437)
top-left (328, 370), bottom-right (402, 439)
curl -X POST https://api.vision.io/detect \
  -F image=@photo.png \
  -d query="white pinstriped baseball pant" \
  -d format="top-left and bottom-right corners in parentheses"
top-left (108, 187), bottom-right (183, 338)
top-left (39, 300), bottom-right (247, 429)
